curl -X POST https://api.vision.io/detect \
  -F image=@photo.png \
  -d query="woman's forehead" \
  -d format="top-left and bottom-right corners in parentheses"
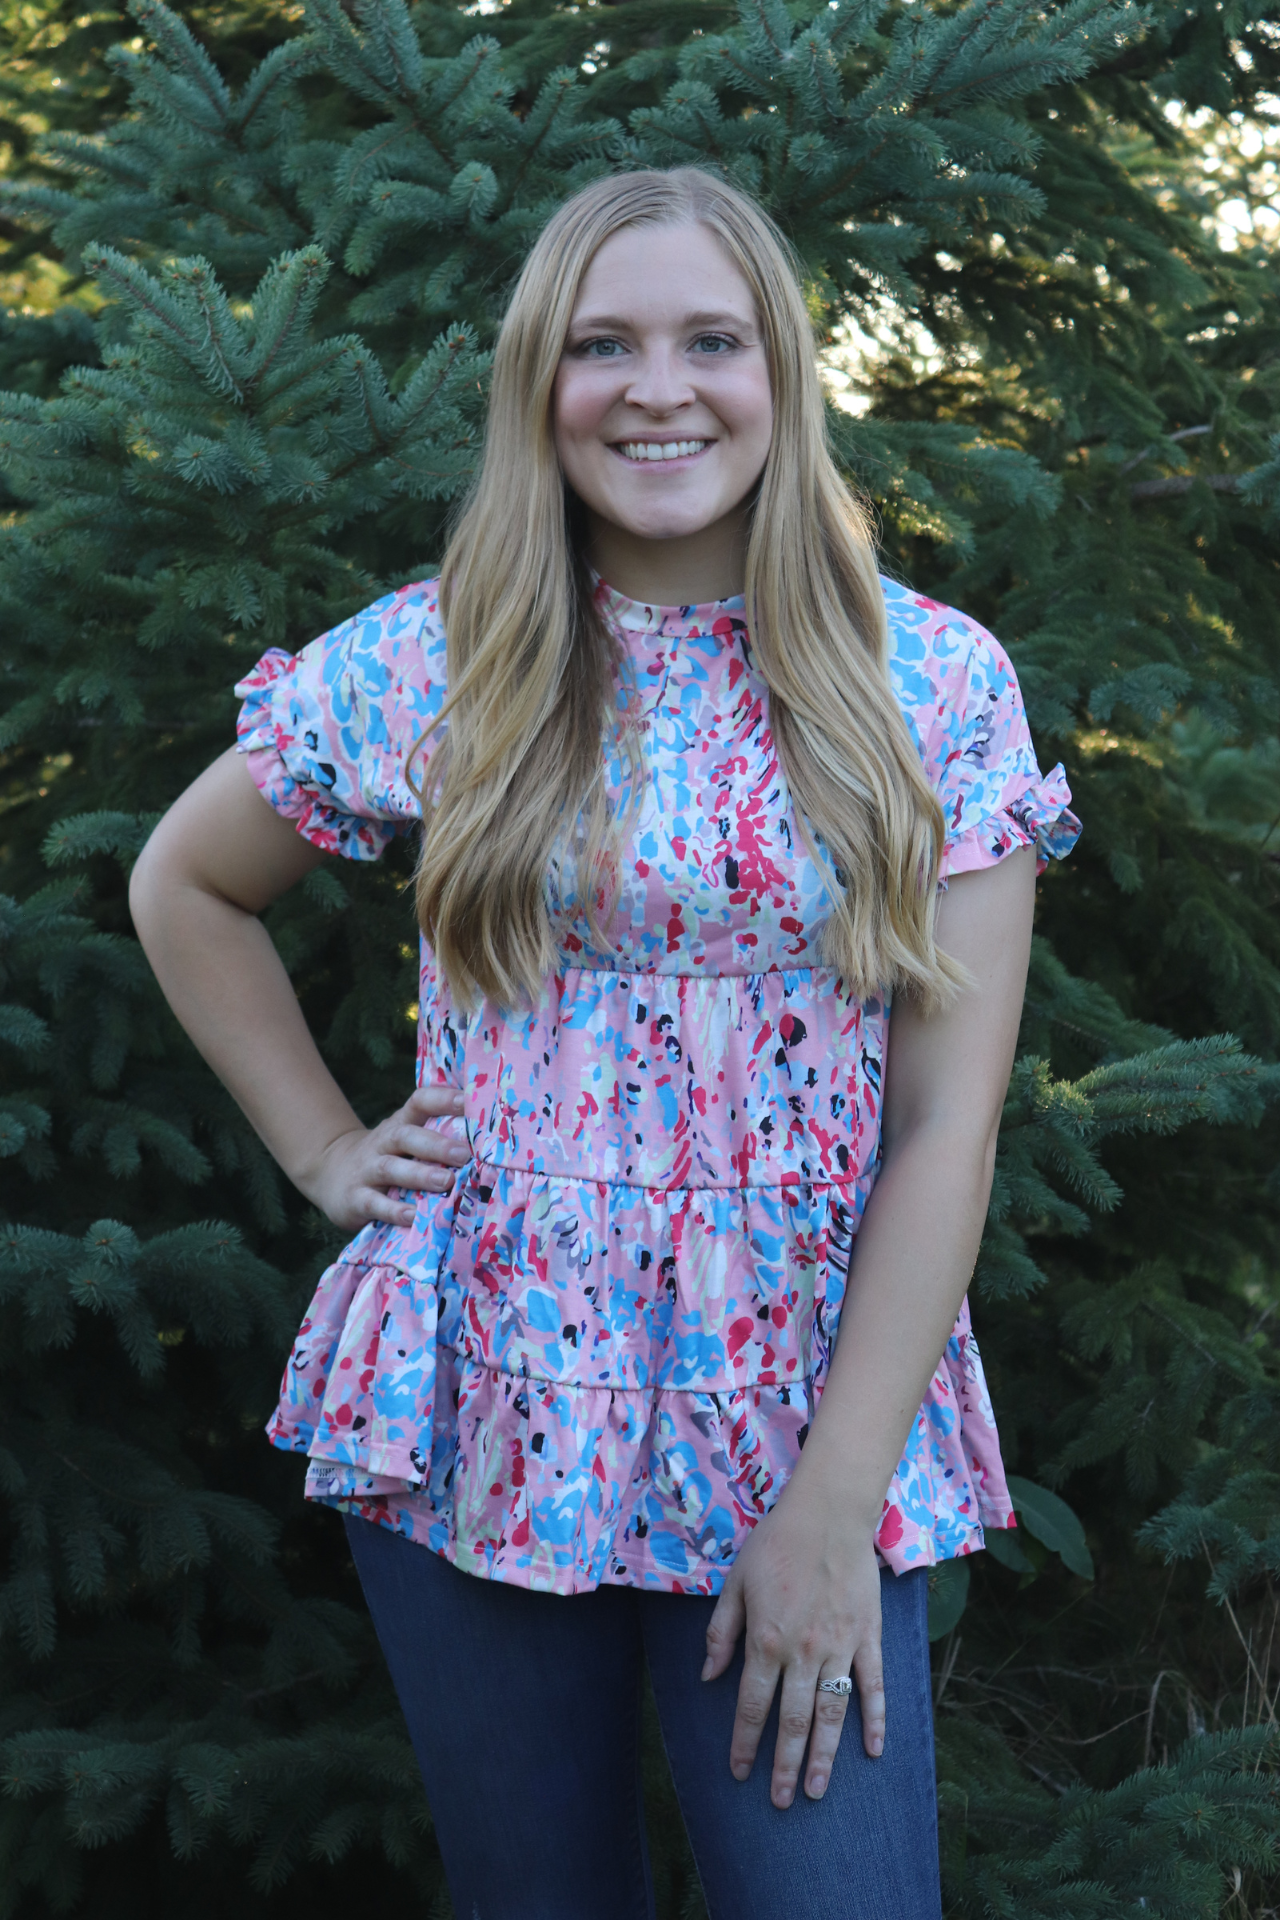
top-left (568, 223), bottom-right (758, 329)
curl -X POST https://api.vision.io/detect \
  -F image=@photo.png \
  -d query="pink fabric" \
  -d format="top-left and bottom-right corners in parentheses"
top-left (236, 575), bottom-right (1078, 1593)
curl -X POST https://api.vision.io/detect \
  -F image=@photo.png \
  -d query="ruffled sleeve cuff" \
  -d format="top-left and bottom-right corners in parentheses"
top-left (939, 762), bottom-right (1081, 882)
top-left (235, 649), bottom-right (400, 862)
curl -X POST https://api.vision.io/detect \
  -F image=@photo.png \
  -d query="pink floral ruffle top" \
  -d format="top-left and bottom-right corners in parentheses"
top-left (237, 575), bottom-right (1079, 1595)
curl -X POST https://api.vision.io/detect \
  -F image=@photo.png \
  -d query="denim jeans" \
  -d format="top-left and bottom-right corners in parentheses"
top-left (345, 1515), bottom-right (942, 1920)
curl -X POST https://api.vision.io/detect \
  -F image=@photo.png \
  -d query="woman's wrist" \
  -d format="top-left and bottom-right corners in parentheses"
top-left (780, 1441), bottom-right (887, 1542)
top-left (286, 1116), bottom-right (366, 1203)
top-left (782, 1428), bottom-right (890, 1528)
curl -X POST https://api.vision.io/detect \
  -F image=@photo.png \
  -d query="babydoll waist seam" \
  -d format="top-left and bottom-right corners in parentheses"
top-left (281, 1353), bottom-right (822, 1399)
top-left (464, 1156), bottom-right (869, 1194)
top-left (548, 960), bottom-right (825, 975)
top-left (543, 963), bottom-right (836, 980)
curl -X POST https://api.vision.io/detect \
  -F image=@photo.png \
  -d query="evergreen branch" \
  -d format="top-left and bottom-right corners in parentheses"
top-left (302, 0), bottom-right (414, 111)
top-left (161, 260), bottom-right (250, 403)
top-left (1130, 473), bottom-right (1241, 502)
top-left (420, 39), bottom-right (505, 155)
top-left (126, 0), bottom-right (232, 129)
top-left (354, 0), bottom-right (426, 106)
top-left (1075, 1037), bottom-right (1278, 1135)
top-left (740, 0), bottom-right (793, 65)
top-left (232, 37), bottom-right (327, 138)
top-left (43, 813), bottom-right (155, 870)
top-left (0, 1007), bottom-right (50, 1059)
top-left (244, 248), bottom-right (332, 393)
top-left (1117, 424), bottom-right (1213, 476)
top-left (82, 248), bottom-right (246, 402)
top-left (504, 70), bottom-right (583, 204)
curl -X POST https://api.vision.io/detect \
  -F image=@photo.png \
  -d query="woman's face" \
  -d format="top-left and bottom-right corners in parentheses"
top-left (553, 221), bottom-right (774, 555)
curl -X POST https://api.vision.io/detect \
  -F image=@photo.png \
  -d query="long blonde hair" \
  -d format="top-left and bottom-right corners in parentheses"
top-left (413, 168), bottom-right (957, 1011)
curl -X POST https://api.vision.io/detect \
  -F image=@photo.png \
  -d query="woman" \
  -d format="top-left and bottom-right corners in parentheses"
top-left (130, 167), bottom-right (1078, 1918)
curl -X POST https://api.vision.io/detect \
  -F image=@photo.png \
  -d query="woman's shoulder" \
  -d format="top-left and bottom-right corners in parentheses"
top-left (878, 575), bottom-right (1081, 874)
top-left (879, 574), bottom-right (1025, 762)
top-left (880, 575), bottom-right (1015, 704)
top-left (234, 577), bottom-right (449, 855)
top-left (238, 577), bottom-right (448, 725)
top-left (330, 576), bottom-right (449, 724)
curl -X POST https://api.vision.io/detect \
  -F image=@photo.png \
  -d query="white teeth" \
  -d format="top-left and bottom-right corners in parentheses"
top-left (620, 439), bottom-right (708, 462)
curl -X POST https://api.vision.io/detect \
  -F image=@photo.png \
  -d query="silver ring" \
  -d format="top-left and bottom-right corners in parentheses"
top-left (816, 1676), bottom-right (853, 1697)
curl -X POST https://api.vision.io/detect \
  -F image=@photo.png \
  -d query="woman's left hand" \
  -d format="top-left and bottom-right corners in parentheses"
top-left (700, 1482), bottom-right (884, 1808)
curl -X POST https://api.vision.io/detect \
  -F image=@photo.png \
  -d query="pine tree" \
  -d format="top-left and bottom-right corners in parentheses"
top-left (1, 0), bottom-right (1277, 1912)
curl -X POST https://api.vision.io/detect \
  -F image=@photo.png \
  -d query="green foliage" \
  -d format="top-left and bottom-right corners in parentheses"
top-left (938, 1725), bottom-right (1279, 1918)
top-left (0, 0), bottom-right (1278, 1912)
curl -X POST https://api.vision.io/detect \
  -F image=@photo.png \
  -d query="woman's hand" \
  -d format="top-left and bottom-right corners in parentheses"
top-left (701, 1482), bottom-right (884, 1808)
top-left (298, 1085), bottom-right (470, 1231)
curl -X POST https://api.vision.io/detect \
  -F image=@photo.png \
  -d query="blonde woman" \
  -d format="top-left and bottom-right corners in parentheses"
top-left (131, 168), bottom-right (1078, 1917)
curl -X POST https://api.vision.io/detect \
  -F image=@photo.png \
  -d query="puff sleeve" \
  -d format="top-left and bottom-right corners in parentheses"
top-left (234, 580), bottom-right (448, 860)
top-left (884, 580), bottom-right (1081, 881)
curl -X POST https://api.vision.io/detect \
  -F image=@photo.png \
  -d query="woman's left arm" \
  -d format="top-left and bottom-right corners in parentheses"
top-left (702, 844), bottom-right (1037, 1807)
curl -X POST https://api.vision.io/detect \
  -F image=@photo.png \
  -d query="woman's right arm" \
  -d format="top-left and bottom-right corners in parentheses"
top-left (129, 747), bottom-right (468, 1231)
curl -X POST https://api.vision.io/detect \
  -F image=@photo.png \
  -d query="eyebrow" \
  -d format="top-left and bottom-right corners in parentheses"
top-left (567, 309), bottom-right (756, 334)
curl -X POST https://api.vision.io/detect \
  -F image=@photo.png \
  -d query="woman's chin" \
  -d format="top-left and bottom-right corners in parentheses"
top-left (604, 504), bottom-right (733, 546)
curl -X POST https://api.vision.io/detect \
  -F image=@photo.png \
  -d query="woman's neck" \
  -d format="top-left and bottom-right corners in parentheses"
top-left (583, 504), bottom-right (748, 606)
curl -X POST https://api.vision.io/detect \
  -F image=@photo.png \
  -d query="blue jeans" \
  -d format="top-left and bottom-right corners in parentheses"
top-left (345, 1516), bottom-right (942, 1920)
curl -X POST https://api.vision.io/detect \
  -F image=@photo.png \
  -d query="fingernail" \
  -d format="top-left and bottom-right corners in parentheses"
top-left (732, 1763), bottom-right (750, 1782)
top-left (809, 1775), bottom-right (826, 1798)
top-left (870, 1737), bottom-right (883, 1757)
top-left (700, 1657), bottom-right (713, 1680)
top-left (775, 1787), bottom-right (793, 1808)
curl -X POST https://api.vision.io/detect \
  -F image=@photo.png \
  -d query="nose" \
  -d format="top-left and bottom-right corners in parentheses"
top-left (623, 343), bottom-right (695, 418)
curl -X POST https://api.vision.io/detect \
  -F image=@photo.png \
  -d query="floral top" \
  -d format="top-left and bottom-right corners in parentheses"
top-left (237, 575), bottom-right (1079, 1596)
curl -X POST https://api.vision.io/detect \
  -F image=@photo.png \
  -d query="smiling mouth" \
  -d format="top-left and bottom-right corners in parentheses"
top-left (615, 439), bottom-right (711, 463)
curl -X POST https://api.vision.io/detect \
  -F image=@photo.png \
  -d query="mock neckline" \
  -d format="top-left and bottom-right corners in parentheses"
top-left (593, 575), bottom-right (746, 639)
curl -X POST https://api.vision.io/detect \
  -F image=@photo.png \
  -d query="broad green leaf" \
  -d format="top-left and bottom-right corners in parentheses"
top-left (926, 1555), bottom-right (970, 1641)
top-left (982, 1523), bottom-right (1036, 1575)
top-left (1006, 1476), bottom-right (1095, 1580)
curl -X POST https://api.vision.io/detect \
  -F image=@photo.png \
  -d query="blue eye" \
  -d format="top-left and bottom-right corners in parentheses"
top-left (692, 334), bottom-right (735, 354)
top-left (580, 338), bottom-right (627, 357)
